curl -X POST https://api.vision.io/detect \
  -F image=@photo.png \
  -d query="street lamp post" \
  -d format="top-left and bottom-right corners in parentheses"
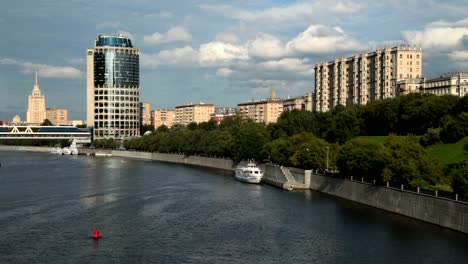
top-left (326, 146), bottom-right (329, 172)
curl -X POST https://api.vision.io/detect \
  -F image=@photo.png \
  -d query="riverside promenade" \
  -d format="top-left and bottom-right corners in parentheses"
top-left (1, 145), bottom-right (467, 235)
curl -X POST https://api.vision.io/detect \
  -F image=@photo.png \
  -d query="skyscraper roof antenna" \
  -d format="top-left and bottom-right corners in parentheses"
top-left (35, 68), bottom-right (38, 86)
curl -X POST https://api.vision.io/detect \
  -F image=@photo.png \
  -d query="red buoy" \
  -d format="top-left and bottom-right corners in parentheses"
top-left (93, 228), bottom-right (100, 239)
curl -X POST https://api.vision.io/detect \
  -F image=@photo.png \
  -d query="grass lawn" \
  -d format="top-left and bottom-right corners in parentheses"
top-left (426, 137), bottom-right (468, 166)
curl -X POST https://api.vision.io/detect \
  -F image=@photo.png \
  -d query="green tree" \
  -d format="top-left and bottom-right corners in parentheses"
top-left (337, 138), bottom-right (390, 181)
top-left (451, 166), bottom-right (468, 198)
top-left (262, 138), bottom-right (290, 165)
top-left (156, 125), bottom-right (169, 133)
top-left (383, 136), bottom-right (442, 188)
top-left (140, 124), bottom-right (155, 135)
top-left (289, 136), bottom-right (334, 170)
top-left (41, 119), bottom-right (53, 126)
top-left (440, 113), bottom-right (468, 143)
top-left (420, 127), bottom-right (441, 147)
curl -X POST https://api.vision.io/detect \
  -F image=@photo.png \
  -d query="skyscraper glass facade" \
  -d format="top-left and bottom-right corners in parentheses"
top-left (87, 34), bottom-right (140, 140)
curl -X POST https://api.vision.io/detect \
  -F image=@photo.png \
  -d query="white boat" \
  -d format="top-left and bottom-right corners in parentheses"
top-left (69, 139), bottom-right (79, 155)
top-left (50, 147), bottom-right (63, 155)
top-left (62, 147), bottom-right (72, 155)
top-left (235, 161), bottom-right (263, 184)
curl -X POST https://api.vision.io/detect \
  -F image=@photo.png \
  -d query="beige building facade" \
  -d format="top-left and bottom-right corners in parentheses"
top-left (282, 93), bottom-right (314, 112)
top-left (152, 109), bottom-right (175, 128)
top-left (421, 72), bottom-right (468, 97)
top-left (396, 72), bottom-right (468, 97)
top-left (140, 102), bottom-right (151, 126)
top-left (237, 90), bottom-right (283, 124)
top-left (314, 45), bottom-right (423, 112)
top-left (175, 103), bottom-right (215, 125)
top-left (46, 108), bottom-right (68, 126)
top-left (26, 71), bottom-right (46, 124)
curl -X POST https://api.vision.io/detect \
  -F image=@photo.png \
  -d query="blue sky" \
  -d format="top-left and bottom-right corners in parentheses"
top-left (1, 0), bottom-right (467, 121)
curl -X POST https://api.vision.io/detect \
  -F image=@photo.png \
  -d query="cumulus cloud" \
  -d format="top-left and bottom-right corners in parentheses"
top-left (200, 1), bottom-right (365, 24)
top-left (257, 58), bottom-right (314, 76)
top-left (198, 41), bottom-right (249, 66)
top-left (249, 79), bottom-right (310, 95)
top-left (143, 26), bottom-right (192, 45)
top-left (286, 25), bottom-right (365, 54)
top-left (215, 32), bottom-right (240, 44)
top-left (66, 58), bottom-right (85, 65)
top-left (402, 18), bottom-right (468, 50)
top-left (1, 57), bottom-right (82, 78)
top-left (247, 34), bottom-right (287, 58)
top-left (22, 63), bottom-right (82, 78)
top-left (141, 46), bottom-right (199, 67)
top-left (0, 58), bottom-right (17, 64)
top-left (216, 68), bottom-right (235, 77)
top-left (448, 50), bottom-right (468, 61)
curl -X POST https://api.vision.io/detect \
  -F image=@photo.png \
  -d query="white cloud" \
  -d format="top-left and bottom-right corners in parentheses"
top-left (22, 63), bottom-right (82, 78)
top-left (249, 79), bottom-right (310, 95)
top-left (0, 58), bottom-right (17, 64)
top-left (247, 34), bottom-right (287, 58)
top-left (198, 41), bottom-right (249, 66)
top-left (448, 50), bottom-right (468, 61)
top-left (286, 25), bottom-right (365, 54)
top-left (143, 26), bottom-right (192, 45)
top-left (1, 57), bottom-right (82, 78)
top-left (215, 32), bottom-right (240, 44)
top-left (257, 58), bottom-right (314, 76)
top-left (143, 11), bottom-right (174, 19)
top-left (199, 1), bottom-right (365, 24)
top-left (66, 58), bottom-right (85, 65)
top-left (216, 68), bottom-right (234, 77)
top-left (402, 18), bottom-right (468, 50)
top-left (141, 46), bottom-right (198, 67)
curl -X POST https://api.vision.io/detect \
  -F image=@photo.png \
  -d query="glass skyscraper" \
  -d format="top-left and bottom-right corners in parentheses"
top-left (87, 34), bottom-right (140, 139)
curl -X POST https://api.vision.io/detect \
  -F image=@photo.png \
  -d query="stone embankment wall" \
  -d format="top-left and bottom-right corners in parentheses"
top-left (0, 145), bottom-right (52, 153)
top-left (111, 151), bottom-right (236, 171)
top-left (309, 173), bottom-right (468, 234)
top-left (1, 146), bottom-right (466, 234)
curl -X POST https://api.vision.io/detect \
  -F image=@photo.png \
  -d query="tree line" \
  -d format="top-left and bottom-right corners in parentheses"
top-left (92, 93), bottom-right (468, 198)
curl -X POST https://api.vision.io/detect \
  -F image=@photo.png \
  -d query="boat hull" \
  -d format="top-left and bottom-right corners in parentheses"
top-left (234, 174), bottom-right (262, 184)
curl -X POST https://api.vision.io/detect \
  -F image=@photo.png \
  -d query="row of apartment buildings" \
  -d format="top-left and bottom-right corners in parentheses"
top-left (145, 91), bottom-right (313, 129)
top-left (313, 45), bottom-right (467, 111)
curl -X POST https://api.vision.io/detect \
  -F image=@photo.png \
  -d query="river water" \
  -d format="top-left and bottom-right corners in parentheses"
top-left (0, 151), bottom-right (467, 263)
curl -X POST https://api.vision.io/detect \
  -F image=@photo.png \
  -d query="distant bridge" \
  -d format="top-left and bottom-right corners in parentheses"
top-left (0, 125), bottom-right (91, 144)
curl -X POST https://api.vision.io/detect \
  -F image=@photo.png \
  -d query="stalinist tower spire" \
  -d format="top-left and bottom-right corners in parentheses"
top-left (27, 69), bottom-right (46, 124)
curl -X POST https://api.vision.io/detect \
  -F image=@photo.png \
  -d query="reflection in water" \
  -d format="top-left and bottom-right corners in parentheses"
top-left (0, 151), bottom-right (467, 264)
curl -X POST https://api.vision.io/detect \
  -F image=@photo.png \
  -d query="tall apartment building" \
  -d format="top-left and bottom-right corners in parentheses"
top-left (87, 34), bottom-right (140, 139)
top-left (46, 108), bottom-right (68, 126)
top-left (175, 103), bottom-right (215, 125)
top-left (314, 45), bottom-right (422, 112)
top-left (140, 102), bottom-right (151, 126)
top-left (152, 109), bottom-right (175, 128)
top-left (26, 70), bottom-right (46, 124)
top-left (237, 90), bottom-right (283, 124)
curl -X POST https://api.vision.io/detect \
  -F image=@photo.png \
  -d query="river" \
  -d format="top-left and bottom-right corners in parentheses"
top-left (0, 151), bottom-right (467, 263)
